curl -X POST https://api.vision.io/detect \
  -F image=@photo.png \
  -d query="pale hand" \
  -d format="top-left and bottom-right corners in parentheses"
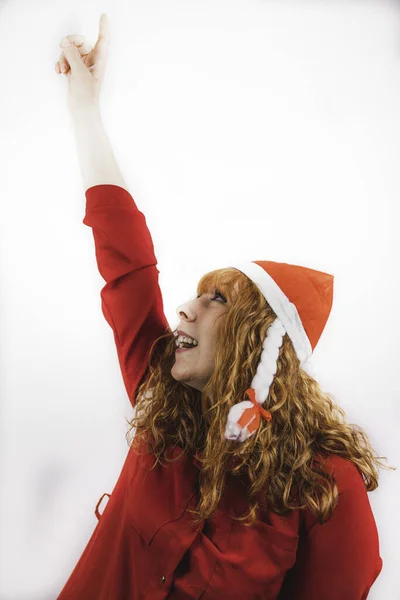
top-left (55, 13), bottom-right (110, 114)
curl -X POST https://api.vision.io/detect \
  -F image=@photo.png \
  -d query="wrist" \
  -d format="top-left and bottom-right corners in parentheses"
top-left (70, 104), bottom-right (102, 122)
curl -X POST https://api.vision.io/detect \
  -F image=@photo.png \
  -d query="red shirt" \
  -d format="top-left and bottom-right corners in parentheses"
top-left (57, 184), bottom-right (383, 600)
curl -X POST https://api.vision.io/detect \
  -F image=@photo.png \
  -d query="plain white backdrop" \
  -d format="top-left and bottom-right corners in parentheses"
top-left (0, 0), bottom-right (399, 598)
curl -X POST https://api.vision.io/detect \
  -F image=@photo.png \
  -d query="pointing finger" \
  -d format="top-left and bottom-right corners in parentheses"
top-left (94, 14), bottom-right (109, 55)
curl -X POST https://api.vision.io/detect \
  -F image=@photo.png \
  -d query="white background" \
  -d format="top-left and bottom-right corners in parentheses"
top-left (0, 0), bottom-right (399, 598)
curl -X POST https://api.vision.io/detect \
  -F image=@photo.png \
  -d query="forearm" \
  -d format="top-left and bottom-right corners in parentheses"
top-left (71, 106), bottom-right (127, 192)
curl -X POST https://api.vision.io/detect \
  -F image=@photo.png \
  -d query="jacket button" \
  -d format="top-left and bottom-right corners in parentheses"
top-left (160, 575), bottom-right (166, 584)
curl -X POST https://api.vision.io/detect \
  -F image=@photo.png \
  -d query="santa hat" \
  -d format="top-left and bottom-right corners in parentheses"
top-left (224, 260), bottom-right (334, 443)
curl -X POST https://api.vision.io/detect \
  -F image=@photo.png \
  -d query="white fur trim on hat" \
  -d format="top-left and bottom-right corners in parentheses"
top-left (230, 262), bottom-right (312, 364)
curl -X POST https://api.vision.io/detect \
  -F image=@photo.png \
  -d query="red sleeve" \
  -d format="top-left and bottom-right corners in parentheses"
top-left (83, 184), bottom-right (169, 408)
top-left (279, 455), bottom-right (383, 600)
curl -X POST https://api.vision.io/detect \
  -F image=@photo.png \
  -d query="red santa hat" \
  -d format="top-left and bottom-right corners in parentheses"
top-left (224, 260), bottom-right (334, 443)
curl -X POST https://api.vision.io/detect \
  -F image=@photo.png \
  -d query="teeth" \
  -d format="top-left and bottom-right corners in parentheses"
top-left (175, 335), bottom-right (198, 348)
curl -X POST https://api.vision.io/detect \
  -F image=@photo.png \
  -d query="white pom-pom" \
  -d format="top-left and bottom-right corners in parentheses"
top-left (224, 400), bottom-right (255, 442)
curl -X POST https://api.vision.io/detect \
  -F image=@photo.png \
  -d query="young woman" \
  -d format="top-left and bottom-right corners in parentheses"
top-left (55, 14), bottom-right (393, 600)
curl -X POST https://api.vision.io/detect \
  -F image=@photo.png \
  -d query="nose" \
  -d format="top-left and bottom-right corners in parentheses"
top-left (176, 294), bottom-right (197, 320)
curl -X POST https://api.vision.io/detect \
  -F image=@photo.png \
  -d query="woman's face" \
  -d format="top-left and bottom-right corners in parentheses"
top-left (171, 289), bottom-right (231, 392)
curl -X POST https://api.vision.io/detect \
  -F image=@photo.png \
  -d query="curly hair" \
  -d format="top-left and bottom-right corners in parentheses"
top-left (125, 267), bottom-right (395, 528)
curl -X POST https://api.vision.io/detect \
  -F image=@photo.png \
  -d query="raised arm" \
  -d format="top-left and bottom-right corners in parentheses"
top-left (56, 16), bottom-right (169, 406)
top-left (55, 14), bottom-right (125, 189)
top-left (71, 106), bottom-right (126, 191)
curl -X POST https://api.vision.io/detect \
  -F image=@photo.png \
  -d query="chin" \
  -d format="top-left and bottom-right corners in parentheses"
top-left (170, 365), bottom-right (185, 382)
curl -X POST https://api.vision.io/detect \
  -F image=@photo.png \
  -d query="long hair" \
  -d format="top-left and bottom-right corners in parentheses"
top-left (125, 267), bottom-right (395, 528)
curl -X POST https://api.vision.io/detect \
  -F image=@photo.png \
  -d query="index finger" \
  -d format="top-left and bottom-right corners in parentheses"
top-left (94, 13), bottom-right (109, 54)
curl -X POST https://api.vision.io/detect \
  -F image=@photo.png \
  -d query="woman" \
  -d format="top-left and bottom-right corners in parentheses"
top-left (55, 14), bottom-right (393, 600)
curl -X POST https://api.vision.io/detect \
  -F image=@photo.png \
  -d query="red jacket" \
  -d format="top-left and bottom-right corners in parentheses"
top-left (57, 184), bottom-right (383, 600)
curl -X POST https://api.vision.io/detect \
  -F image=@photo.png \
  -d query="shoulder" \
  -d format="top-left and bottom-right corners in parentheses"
top-left (300, 454), bottom-right (370, 533)
top-left (313, 453), bottom-right (366, 492)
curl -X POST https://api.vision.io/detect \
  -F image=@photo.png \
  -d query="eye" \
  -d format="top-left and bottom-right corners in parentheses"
top-left (197, 290), bottom-right (227, 302)
top-left (212, 290), bottom-right (227, 302)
